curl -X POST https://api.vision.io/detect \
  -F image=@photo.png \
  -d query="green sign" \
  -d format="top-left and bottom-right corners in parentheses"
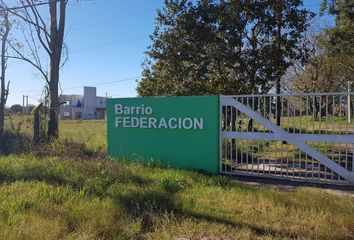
top-left (107, 96), bottom-right (219, 173)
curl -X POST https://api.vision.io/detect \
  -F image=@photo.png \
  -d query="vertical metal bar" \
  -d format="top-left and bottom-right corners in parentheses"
top-left (319, 95), bottom-right (322, 133)
top-left (299, 97), bottom-right (302, 134)
top-left (275, 95), bottom-right (278, 176)
top-left (293, 96), bottom-right (296, 178)
top-left (339, 94), bottom-right (343, 134)
top-left (257, 97), bottom-right (261, 174)
top-left (257, 139), bottom-right (261, 175)
top-left (345, 93), bottom-right (349, 172)
top-left (235, 99), bottom-right (239, 172)
top-left (348, 87), bottom-right (351, 124)
top-left (326, 95), bottom-right (329, 134)
top-left (245, 97), bottom-right (249, 174)
top-left (287, 96), bottom-right (290, 178)
top-left (228, 138), bottom-right (233, 173)
top-left (299, 96), bottom-right (302, 178)
top-left (257, 96), bottom-right (261, 133)
top-left (305, 96), bottom-right (309, 180)
top-left (230, 105), bottom-right (234, 172)
top-left (230, 138), bottom-right (233, 173)
top-left (219, 98), bottom-right (223, 173)
top-left (240, 97), bottom-right (244, 173)
top-left (227, 139), bottom-right (230, 172)
top-left (251, 96), bottom-right (255, 174)
top-left (288, 96), bottom-right (290, 133)
top-left (226, 104), bottom-right (228, 132)
top-left (325, 95), bottom-right (329, 181)
top-left (280, 96), bottom-right (284, 176)
top-left (263, 96), bottom-right (266, 174)
top-left (338, 95), bottom-right (343, 180)
top-left (312, 96), bottom-right (315, 133)
top-left (318, 95), bottom-right (322, 180)
top-left (331, 95), bottom-right (335, 181)
top-left (231, 105), bottom-right (233, 133)
top-left (306, 96), bottom-right (309, 134)
top-left (269, 96), bottom-right (272, 175)
top-left (312, 96), bottom-right (315, 179)
top-left (352, 94), bottom-right (354, 174)
top-left (257, 97), bottom-right (262, 174)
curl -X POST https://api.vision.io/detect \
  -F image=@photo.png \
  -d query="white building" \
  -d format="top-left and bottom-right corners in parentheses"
top-left (59, 87), bottom-right (106, 120)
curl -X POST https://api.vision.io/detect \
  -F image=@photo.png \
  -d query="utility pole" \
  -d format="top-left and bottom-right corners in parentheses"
top-left (26, 95), bottom-right (28, 115)
top-left (22, 95), bottom-right (25, 116)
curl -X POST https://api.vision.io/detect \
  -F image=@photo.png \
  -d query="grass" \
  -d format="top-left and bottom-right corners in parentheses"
top-left (1, 116), bottom-right (354, 239)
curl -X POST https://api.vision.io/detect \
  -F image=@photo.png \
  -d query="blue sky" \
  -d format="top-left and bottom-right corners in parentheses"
top-left (6, 0), bottom-right (330, 106)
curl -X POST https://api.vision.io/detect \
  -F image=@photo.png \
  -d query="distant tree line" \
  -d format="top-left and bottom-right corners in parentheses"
top-left (5, 104), bottom-right (35, 114)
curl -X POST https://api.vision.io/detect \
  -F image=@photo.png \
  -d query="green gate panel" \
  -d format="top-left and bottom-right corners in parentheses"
top-left (107, 96), bottom-right (219, 173)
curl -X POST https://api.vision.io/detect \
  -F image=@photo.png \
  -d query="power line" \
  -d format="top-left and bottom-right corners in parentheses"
top-left (71, 9), bottom-right (155, 31)
top-left (9, 76), bottom-right (140, 94)
top-left (62, 76), bottom-right (140, 90)
top-left (71, 35), bottom-right (149, 52)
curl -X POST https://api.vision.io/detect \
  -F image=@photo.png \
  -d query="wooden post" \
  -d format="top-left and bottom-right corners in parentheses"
top-left (33, 103), bottom-right (43, 144)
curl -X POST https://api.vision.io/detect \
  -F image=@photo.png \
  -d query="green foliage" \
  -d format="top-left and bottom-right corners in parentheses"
top-left (161, 173), bottom-right (190, 193)
top-left (320, 0), bottom-right (354, 83)
top-left (138, 0), bottom-right (314, 96)
top-left (9, 104), bottom-right (23, 114)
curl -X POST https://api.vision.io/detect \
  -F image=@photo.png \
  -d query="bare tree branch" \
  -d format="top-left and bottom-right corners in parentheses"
top-left (2, 5), bottom-right (50, 40)
top-left (6, 40), bottom-right (49, 84)
top-left (24, 0), bottom-right (51, 48)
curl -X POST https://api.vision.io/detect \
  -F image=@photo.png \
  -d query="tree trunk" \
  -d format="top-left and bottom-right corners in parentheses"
top-left (0, 103), bottom-right (4, 152)
top-left (47, 0), bottom-right (66, 139)
top-left (47, 60), bottom-right (60, 138)
top-left (0, 12), bottom-right (10, 151)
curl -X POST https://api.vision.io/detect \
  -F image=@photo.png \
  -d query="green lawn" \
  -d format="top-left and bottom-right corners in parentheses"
top-left (1, 117), bottom-right (354, 239)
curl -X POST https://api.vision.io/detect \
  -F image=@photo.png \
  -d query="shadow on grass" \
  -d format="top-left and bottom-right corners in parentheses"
top-left (0, 154), bottom-right (155, 199)
top-left (2, 130), bottom-right (106, 160)
top-left (2, 131), bottom-right (33, 155)
top-left (112, 186), bottom-right (310, 239)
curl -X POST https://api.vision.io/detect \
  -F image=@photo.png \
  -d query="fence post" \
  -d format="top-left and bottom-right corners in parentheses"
top-left (33, 103), bottom-right (43, 144)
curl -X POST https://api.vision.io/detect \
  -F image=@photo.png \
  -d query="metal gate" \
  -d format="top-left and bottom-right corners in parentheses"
top-left (220, 93), bottom-right (354, 185)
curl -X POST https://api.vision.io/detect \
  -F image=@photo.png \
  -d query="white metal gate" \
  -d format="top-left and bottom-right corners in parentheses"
top-left (220, 93), bottom-right (354, 185)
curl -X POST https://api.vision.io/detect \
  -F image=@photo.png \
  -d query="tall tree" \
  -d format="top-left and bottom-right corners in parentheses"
top-left (320, 0), bottom-right (353, 122)
top-left (0, 10), bottom-right (11, 151)
top-left (137, 0), bottom-right (314, 106)
top-left (258, 0), bottom-right (314, 125)
top-left (138, 0), bottom-right (270, 97)
top-left (3, 0), bottom-right (68, 138)
top-left (320, 0), bottom-right (353, 86)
